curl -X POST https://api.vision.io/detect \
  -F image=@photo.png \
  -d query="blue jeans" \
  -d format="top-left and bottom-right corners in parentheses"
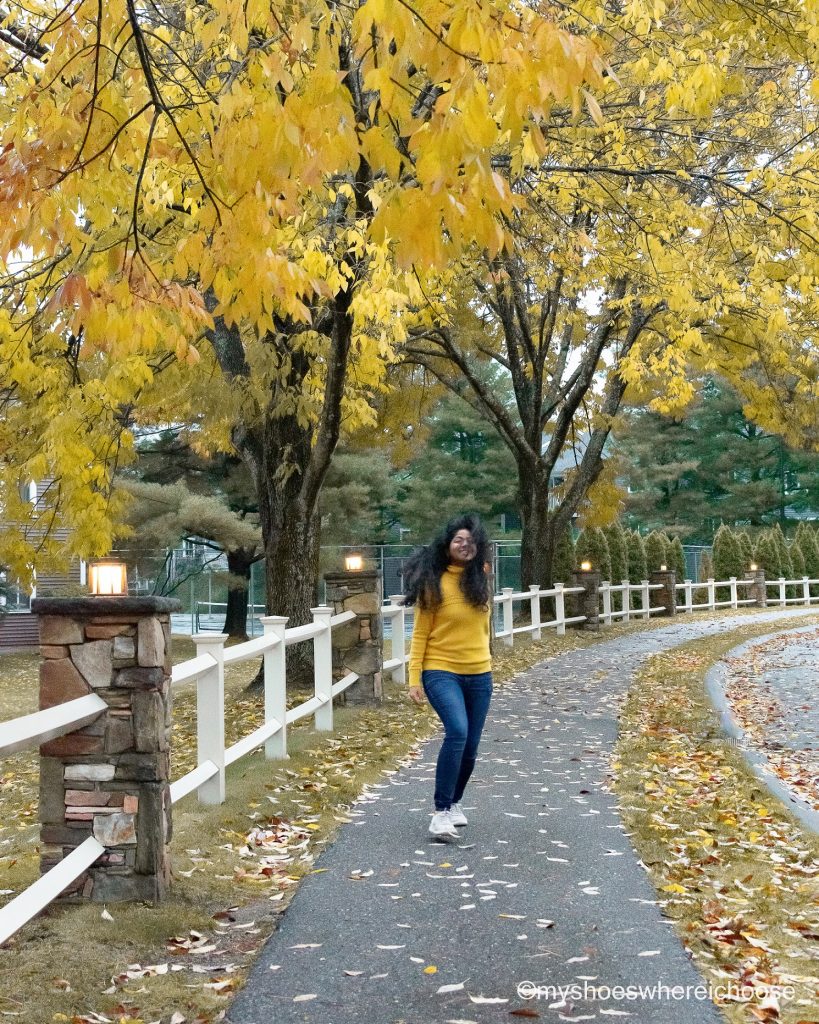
top-left (421, 670), bottom-right (493, 811)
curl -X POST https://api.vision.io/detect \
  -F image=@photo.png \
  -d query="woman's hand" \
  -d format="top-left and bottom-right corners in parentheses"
top-left (408, 685), bottom-right (425, 705)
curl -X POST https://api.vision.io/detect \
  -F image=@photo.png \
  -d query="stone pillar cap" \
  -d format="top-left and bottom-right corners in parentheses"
top-left (32, 597), bottom-right (181, 616)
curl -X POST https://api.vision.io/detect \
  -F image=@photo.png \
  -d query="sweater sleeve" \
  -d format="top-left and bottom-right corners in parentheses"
top-left (407, 604), bottom-right (434, 687)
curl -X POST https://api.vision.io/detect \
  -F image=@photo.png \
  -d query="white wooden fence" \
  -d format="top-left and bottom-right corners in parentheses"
top-left (3, 573), bottom-right (818, 944)
top-left (0, 606), bottom-right (358, 945)
top-left (674, 576), bottom-right (819, 612)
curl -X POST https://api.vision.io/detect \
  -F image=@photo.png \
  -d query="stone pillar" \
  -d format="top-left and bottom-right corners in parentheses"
top-left (650, 570), bottom-right (677, 617)
top-left (32, 597), bottom-right (180, 903)
top-left (569, 569), bottom-right (600, 631)
top-left (750, 568), bottom-right (767, 608)
top-left (324, 570), bottom-right (383, 705)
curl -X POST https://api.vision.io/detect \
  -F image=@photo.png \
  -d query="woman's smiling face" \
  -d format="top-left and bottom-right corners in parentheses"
top-left (448, 529), bottom-right (476, 566)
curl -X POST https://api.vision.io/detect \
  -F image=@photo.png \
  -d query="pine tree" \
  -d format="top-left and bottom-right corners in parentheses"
top-left (605, 523), bottom-right (629, 580)
top-left (713, 525), bottom-right (746, 600)
top-left (770, 524), bottom-right (793, 573)
top-left (737, 532), bottom-right (754, 570)
top-left (712, 525), bottom-right (742, 577)
top-left (605, 522), bottom-right (629, 611)
top-left (795, 522), bottom-right (819, 595)
top-left (575, 527), bottom-right (612, 581)
top-left (790, 541), bottom-right (806, 579)
top-left (644, 531), bottom-right (668, 573)
top-left (626, 531), bottom-right (648, 608)
top-left (669, 536), bottom-right (687, 582)
top-left (552, 528), bottom-right (576, 588)
top-left (754, 533), bottom-right (781, 579)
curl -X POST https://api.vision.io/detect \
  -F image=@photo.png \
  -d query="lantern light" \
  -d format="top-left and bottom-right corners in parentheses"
top-left (580, 560), bottom-right (592, 572)
top-left (89, 561), bottom-right (127, 596)
top-left (660, 564), bottom-right (667, 571)
top-left (750, 562), bottom-right (758, 572)
top-left (345, 554), bottom-right (364, 572)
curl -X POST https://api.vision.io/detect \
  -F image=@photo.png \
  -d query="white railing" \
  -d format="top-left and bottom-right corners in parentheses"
top-left (673, 576), bottom-right (819, 613)
top-left (169, 607), bottom-right (358, 806)
top-left (675, 576), bottom-right (755, 613)
top-left (0, 695), bottom-right (110, 944)
top-left (765, 576), bottom-right (819, 607)
top-left (382, 595), bottom-right (413, 681)
top-left (599, 580), bottom-right (664, 625)
top-left (0, 605), bottom-right (358, 945)
top-left (493, 584), bottom-right (587, 645)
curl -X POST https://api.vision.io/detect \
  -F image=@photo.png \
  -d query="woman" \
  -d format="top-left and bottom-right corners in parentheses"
top-left (403, 513), bottom-right (493, 841)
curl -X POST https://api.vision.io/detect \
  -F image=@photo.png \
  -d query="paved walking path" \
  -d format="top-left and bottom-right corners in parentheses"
top-left (226, 610), bottom-right (819, 1024)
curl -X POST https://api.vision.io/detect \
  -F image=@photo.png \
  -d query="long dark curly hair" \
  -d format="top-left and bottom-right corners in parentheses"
top-left (401, 513), bottom-right (491, 611)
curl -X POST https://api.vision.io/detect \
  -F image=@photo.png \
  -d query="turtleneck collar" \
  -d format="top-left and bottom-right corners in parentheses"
top-left (446, 563), bottom-right (466, 573)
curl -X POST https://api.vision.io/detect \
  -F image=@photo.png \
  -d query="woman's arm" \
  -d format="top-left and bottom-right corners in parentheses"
top-left (407, 604), bottom-right (434, 688)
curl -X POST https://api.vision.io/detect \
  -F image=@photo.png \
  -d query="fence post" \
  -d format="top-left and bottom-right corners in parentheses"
top-left (621, 580), bottom-right (631, 623)
top-left (554, 583), bottom-right (566, 636)
top-left (193, 633), bottom-right (227, 805)
top-left (640, 580), bottom-right (650, 620)
top-left (778, 578), bottom-right (787, 607)
top-left (802, 576), bottom-right (811, 607)
top-left (502, 587), bottom-right (514, 647)
top-left (260, 615), bottom-right (288, 759)
top-left (683, 580), bottom-right (693, 613)
top-left (528, 585), bottom-right (542, 639)
top-left (707, 578), bottom-right (716, 611)
top-left (601, 582), bottom-right (612, 626)
top-left (389, 596), bottom-right (406, 684)
top-left (311, 606), bottom-right (334, 731)
top-left (650, 569), bottom-right (677, 617)
top-left (324, 569), bottom-right (383, 704)
top-left (570, 568), bottom-right (601, 631)
top-left (750, 568), bottom-right (767, 608)
top-left (729, 576), bottom-right (738, 610)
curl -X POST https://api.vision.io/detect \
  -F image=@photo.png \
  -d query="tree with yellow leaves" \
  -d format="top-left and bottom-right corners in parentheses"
top-left (0, 0), bottom-right (603, 624)
top-left (404, 0), bottom-right (819, 587)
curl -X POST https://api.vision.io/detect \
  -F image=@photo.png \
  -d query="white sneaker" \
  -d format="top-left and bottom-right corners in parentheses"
top-left (429, 810), bottom-right (458, 841)
top-left (448, 802), bottom-right (468, 827)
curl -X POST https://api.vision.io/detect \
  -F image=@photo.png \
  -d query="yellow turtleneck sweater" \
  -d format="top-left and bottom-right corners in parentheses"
top-left (407, 565), bottom-right (492, 687)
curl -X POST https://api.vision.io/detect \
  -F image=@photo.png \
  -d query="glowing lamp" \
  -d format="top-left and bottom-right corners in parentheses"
top-left (345, 554), bottom-right (364, 572)
top-left (89, 561), bottom-right (127, 596)
top-left (660, 564), bottom-right (667, 571)
top-left (750, 562), bottom-right (758, 572)
top-left (580, 560), bottom-right (592, 572)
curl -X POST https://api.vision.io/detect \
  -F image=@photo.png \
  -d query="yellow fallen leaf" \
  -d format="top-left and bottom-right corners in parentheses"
top-left (662, 883), bottom-right (687, 894)
top-left (424, 965), bottom-right (438, 974)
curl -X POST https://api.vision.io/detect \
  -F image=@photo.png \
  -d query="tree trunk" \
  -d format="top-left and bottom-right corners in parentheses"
top-left (222, 549), bottom-right (256, 640)
top-left (517, 459), bottom-right (557, 595)
top-left (242, 412), bottom-right (324, 691)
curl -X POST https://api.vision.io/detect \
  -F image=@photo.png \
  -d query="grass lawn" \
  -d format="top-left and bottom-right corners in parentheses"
top-left (0, 609), bottom-right (816, 1022)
